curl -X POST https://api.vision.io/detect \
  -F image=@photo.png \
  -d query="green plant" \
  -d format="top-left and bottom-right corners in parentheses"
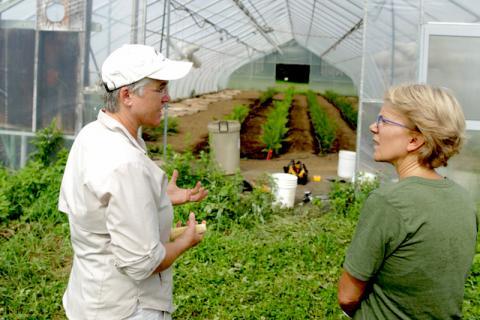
top-left (328, 178), bottom-right (379, 217)
top-left (142, 117), bottom-right (179, 141)
top-left (259, 87), bottom-right (277, 105)
top-left (0, 124), bottom-right (68, 223)
top-left (260, 108), bottom-right (289, 154)
top-left (323, 90), bottom-right (358, 130)
top-left (306, 91), bottom-right (337, 153)
top-left (260, 87), bottom-right (294, 158)
top-left (30, 119), bottom-right (64, 166)
top-left (173, 205), bottom-right (357, 319)
top-left (0, 167), bottom-right (10, 222)
top-left (1, 171), bottom-right (480, 318)
top-left (161, 150), bottom-right (275, 230)
top-left (224, 104), bottom-right (249, 123)
top-left (0, 220), bottom-right (71, 318)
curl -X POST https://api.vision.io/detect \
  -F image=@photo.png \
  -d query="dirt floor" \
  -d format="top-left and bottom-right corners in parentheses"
top-left (150, 89), bottom-right (357, 202)
top-left (164, 90), bottom-right (255, 153)
top-left (286, 94), bottom-right (318, 154)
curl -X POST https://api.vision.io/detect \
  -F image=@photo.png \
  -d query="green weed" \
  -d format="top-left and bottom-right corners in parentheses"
top-left (161, 150), bottom-right (275, 230)
top-left (0, 123), bottom-right (67, 223)
top-left (173, 206), bottom-right (355, 319)
top-left (224, 104), bottom-right (250, 123)
top-left (142, 117), bottom-right (180, 141)
top-left (0, 220), bottom-right (71, 318)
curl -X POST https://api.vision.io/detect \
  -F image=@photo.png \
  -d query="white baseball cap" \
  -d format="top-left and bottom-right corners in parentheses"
top-left (101, 44), bottom-right (193, 91)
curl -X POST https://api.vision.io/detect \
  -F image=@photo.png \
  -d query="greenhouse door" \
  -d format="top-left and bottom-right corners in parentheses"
top-left (419, 23), bottom-right (480, 201)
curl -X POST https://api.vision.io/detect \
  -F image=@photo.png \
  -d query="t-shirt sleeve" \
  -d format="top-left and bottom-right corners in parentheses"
top-left (344, 191), bottom-right (406, 282)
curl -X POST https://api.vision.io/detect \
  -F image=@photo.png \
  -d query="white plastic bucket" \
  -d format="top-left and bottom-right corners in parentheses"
top-left (337, 150), bottom-right (356, 180)
top-left (271, 173), bottom-right (298, 208)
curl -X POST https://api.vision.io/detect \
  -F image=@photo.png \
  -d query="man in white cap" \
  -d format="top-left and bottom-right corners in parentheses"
top-left (59, 44), bottom-right (207, 319)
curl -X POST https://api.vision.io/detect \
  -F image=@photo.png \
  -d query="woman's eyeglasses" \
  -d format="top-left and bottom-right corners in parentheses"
top-left (375, 114), bottom-right (414, 130)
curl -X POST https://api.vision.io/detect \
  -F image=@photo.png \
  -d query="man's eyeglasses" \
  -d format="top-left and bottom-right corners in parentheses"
top-left (155, 85), bottom-right (168, 95)
top-left (147, 85), bottom-right (169, 97)
top-left (375, 114), bottom-right (414, 130)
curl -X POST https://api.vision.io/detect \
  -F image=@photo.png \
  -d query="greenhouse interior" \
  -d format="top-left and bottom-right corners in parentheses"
top-left (3, 0), bottom-right (480, 318)
top-left (1, 0), bottom-right (480, 198)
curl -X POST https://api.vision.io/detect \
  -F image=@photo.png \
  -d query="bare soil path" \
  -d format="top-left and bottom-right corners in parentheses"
top-left (156, 91), bottom-right (259, 153)
top-left (285, 94), bottom-right (318, 154)
top-left (239, 98), bottom-right (272, 159)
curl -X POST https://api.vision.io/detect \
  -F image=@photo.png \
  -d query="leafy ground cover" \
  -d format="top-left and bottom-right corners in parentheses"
top-left (173, 204), bottom-right (355, 319)
top-left (2, 184), bottom-right (479, 319)
top-left (0, 220), bottom-right (70, 318)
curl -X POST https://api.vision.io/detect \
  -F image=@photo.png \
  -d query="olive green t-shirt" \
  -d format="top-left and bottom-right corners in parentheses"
top-left (344, 177), bottom-right (478, 320)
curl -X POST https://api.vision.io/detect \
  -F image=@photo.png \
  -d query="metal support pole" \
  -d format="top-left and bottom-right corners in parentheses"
top-left (131, 0), bottom-right (139, 43)
top-left (163, 0), bottom-right (171, 161)
top-left (140, 0), bottom-right (147, 44)
top-left (32, 29), bottom-right (40, 132)
top-left (8, 134), bottom-right (15, 167)
top-left (390, 0), bottom-right (396, 85)
top-left (273, 51), bottom-right (277, 86)
top-left (107, 0), bottom-right (112, 53)
top-left (416, 0), bottom-right (425, 80)
top-left (3, 28), bottom-right (8, 122)
top-left (76, 0), bottom-right (93, 134)
top-left (166, 0), bottom-right (170, 58)
top-left (232, 0), bottom-right (283, 54)
top-left (355, 0), bottom-right (369, 188)
top-left (20, 134), bottom-right (27, 167)
top-left (83, 0), bottom-right (93, 86)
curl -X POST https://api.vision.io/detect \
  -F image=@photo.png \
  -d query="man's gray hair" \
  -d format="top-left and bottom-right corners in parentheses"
top-left (103, 78), bottom-right (154, 112)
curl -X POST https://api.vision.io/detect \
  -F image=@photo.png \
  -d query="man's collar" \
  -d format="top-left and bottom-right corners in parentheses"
top-left (97, 109), bottom-right (147, 154)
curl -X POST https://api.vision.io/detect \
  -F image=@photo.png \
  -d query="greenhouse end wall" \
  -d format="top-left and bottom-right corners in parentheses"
top-left (228, 42), bottom-right (356, 95)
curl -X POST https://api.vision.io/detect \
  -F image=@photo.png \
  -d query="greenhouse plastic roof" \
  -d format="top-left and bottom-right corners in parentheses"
top-left (88, 0), bottom-right (365, 97)
top-left (2, 0), bottom-right (480, 98)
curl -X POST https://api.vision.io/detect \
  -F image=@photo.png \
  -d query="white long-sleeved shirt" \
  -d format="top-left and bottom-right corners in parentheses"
top-left (59, 110), bottom-right (174, 319)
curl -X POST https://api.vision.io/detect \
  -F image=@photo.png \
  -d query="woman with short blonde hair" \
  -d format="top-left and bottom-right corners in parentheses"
top-left (338, 83), bottom-right (478, 319)
top-left (384, 84), bottom-right (465, 169)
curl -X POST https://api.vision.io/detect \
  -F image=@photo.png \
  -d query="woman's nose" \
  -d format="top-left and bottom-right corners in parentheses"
top-left (369, 122), bottom-right (378, 134)
top-left (162, 94), bottom-right (170, 103)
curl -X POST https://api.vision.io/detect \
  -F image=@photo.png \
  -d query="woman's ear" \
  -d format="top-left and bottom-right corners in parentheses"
top-left (407, 132), bottom-right (425, 152)
top-left (118, 87), bottom-right (133, 106)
